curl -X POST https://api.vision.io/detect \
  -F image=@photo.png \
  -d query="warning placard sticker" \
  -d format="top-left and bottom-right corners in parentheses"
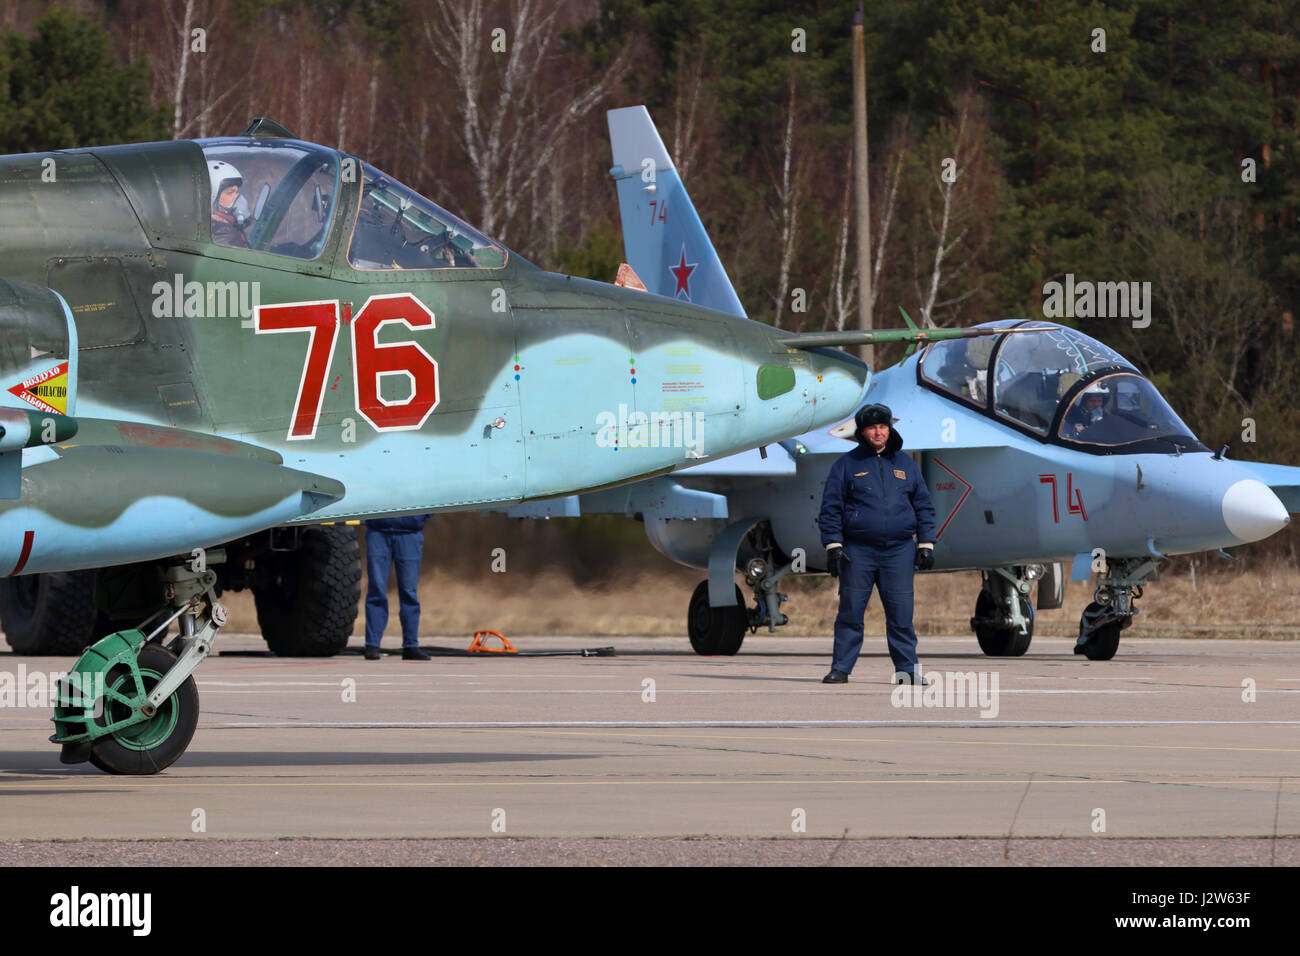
top-left (8, 362), bottom-right (69, 415)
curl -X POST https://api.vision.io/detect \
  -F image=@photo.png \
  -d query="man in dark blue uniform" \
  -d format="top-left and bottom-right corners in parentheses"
top-left (818, 404), bottom-right (936, 684)
top-left (363, 515), bottom-right (433, 660)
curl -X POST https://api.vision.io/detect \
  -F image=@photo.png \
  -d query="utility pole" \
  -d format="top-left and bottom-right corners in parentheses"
top-left (852, 2), bottom-right (872, 368)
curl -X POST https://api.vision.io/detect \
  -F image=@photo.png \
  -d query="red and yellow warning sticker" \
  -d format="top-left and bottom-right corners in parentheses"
top-left (8, 362), bottom-right (69, 415)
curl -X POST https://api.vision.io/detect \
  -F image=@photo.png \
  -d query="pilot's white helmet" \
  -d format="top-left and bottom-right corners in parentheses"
top-left (1082, 381), bottom-right (1110, 396)
top-left (208, 160), bottom-right (243, 211)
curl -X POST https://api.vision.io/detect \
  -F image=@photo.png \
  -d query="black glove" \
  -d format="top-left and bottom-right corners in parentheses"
top-left (827, 547), bottom-right (849, 579)
top-left (914, 546), bottom-right (934, 571)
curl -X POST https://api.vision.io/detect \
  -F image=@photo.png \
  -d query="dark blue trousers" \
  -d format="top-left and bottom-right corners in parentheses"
top-left (832, 539), bottom-right (918, 675)
top-left (365, 529), bottom-right (424, 648)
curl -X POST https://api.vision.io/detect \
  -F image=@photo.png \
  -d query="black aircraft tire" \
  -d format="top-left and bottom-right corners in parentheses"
top-left (973, 589), bottom-right (1034, 657)
top-left (254, 526), bottom-right (361, 657)
top-left (687, 581), bottom-right (747, 656)
top-left (0, 570), bottom-right (99, 656)
top-left (88, 643), bottom-right (199, 775)
top-left (1077, 603), bottom-right (1123, 661)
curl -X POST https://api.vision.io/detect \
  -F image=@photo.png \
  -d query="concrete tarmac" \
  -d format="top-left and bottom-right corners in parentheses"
top-left (1, 634), bottom-right (1297, 863)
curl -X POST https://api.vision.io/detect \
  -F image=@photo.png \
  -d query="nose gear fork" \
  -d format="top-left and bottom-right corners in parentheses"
top-left (147, 558), bottom-right (227, 711)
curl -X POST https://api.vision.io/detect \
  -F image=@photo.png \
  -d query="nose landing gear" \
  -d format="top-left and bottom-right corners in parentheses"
top-left (51, 552), bottom-right (229, 774)
top-left (1074, 556), bottom-right (1159, 661)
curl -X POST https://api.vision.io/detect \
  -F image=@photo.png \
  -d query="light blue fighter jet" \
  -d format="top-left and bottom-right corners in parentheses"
top-left (504, 106), bottom-right (1300, 662)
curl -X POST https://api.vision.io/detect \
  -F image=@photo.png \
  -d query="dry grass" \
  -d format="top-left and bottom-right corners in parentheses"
top-left (219, 543), bottom-right (1300, 642)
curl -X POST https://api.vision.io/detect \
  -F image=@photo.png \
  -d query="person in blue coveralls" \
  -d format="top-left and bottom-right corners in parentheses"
top-left (363, 515), bottom-right (433, 660)
top-left (818, 403), bottom-right (936, 684)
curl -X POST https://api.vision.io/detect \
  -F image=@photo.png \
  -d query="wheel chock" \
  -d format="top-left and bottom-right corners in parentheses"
top-left (467, 630), bottom-right (516, 653)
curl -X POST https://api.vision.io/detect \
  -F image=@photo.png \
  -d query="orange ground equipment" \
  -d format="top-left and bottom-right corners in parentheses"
top-left (467, 630), bottom-right (516, 653)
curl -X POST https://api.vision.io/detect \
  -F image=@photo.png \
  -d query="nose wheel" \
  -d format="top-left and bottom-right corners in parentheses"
top-left (52, 553), bottom-right (228, 774)
top-left (1073, 557), bottom-right (1157, 661)
top-left (1074, 602), bottom-right (1127, 660)
top-left (86, 642), bottom-right (199, 774)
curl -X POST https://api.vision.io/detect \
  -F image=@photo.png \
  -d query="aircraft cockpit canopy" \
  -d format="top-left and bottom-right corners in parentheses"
top-left (919, 322), bottom-right (1204, 454)
top-left (1054, 372), bottom-right (1200, 449)
top-left (200, 139), bottom-right (340, 259)
top-left (991, 324), bottom-right (1131, 434)
top-left (197, 141), bottom-right (506, 271)
top-left (348, 163), bottom-right (506, 271)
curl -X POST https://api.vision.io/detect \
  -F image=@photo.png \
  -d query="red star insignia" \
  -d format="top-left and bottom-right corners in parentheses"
top-left (669, 244), bottom-right (697, 299)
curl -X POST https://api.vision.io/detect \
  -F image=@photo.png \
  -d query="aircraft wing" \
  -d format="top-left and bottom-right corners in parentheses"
top-left (0, 417), bottom-right (345, 575)
top-left (678, 443), bottom-right (799, 478)
top-left (1235, 461), bottom-right (1300, 513)
top-left (672, 397), bottom-right (1015, 479)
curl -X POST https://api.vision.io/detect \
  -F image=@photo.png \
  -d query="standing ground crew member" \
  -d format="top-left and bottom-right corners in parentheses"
top-left (363, 515), bottom-right (433, 660)
top-left (818, 403), bottom-right (936, 684)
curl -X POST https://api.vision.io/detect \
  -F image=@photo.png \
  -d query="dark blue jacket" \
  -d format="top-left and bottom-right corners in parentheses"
top-left (365, 514), bottom-right (430, 534)
top-left (818, 428), bottom-right (936, 546)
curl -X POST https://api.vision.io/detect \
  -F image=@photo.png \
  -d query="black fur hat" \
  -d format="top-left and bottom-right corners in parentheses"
top-left (855, 403), bottom-right (893, 431)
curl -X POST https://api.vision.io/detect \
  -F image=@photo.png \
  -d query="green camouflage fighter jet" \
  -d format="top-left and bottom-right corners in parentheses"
top-left (0, 119), bottom-right (1013, 773)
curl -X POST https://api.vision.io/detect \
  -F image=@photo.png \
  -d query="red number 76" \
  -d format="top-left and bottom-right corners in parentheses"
top-left (255, 292), bottom-right (439, 441)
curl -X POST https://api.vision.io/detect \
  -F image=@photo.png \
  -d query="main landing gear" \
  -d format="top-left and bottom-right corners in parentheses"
top-left (970, 567), bottom-right (1036, 656)
top-left (51, 552), bottom-right (229, 774)
top-left (0, 525), bottom-right (360, 658)
top-left (686, 523), bottom-right (793, 655)
top-left (1074, 557), bottom-right (1159, 661)
top-left (687, 580), bottom-right (748, 655)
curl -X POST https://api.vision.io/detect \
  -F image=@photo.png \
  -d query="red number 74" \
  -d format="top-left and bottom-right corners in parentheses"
top-left (1038, 473), bottom-right (1088, 523)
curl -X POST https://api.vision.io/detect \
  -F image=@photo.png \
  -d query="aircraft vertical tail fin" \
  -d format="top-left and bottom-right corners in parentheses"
top-left (606, 106), bottom-right (746, 317)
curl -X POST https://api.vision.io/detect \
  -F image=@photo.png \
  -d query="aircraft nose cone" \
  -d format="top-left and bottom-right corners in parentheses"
top-left (1221, 478), bottom-right (1290, 543)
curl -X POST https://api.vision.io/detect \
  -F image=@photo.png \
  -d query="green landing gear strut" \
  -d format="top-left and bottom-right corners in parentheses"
top-left (51, 553), bottom-right (228, 774)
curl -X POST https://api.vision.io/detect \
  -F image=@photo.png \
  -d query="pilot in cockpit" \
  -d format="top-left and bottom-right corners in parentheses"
top-left (208, 160), bottom-right (251, 247)
top-left (1064, 381), bottom-right (1108, 435)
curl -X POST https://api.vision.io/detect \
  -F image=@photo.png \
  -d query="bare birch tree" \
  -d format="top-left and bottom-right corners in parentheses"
top-left (151, 0), bottom-right (243, 141)
top-left (769, 73), bottom-right (805, 329)
top-left (826, 119), bottom-right (904, 332)
top-left (1129, 166), bottom-right (1277, 428)
top-left (169, 0), bottom-right (193, 137)
top-left (897, 91), bottom-right (1003, 328)
top-left (419, 0), bottom-right (631, 246)
top-left (826, 151), bottom-right (858, 331)
top-left (671, 43), bottom-right (708, 183)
